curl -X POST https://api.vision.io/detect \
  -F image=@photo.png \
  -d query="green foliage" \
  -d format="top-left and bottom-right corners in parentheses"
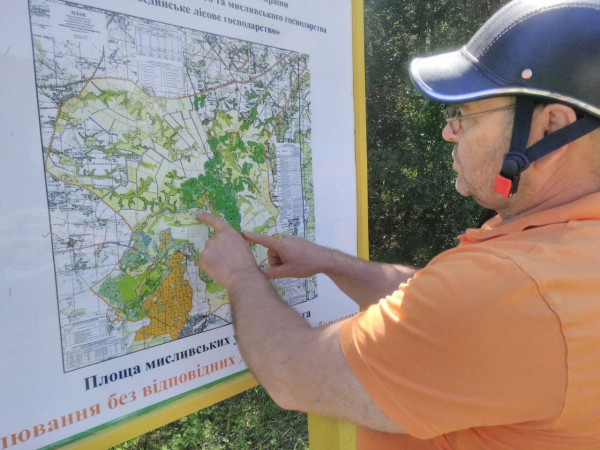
top-left (365, 0), bottom-right (508, 266)
top-left (180, 152), bottom-right (242, 232)
top-left (112, 387), bottom-right (308, 450)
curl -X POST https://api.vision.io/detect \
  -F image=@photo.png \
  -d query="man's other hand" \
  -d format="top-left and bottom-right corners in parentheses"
top-left (242, 231), bottom-right (334, 280)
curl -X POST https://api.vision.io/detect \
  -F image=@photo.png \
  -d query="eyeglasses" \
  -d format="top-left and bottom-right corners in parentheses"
top-left (445, 103), bottom-right (516, 133)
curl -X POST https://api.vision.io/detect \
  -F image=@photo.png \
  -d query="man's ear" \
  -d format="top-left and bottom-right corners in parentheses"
top-left (529, 104), bottom-right (578, 167)
top-left (540, 103), bottom-right (578, 136)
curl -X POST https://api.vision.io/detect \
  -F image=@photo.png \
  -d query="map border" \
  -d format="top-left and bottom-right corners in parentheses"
top-left (28, 0), bottom-right (315, 373)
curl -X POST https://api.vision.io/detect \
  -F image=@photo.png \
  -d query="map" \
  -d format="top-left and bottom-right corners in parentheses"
top-left (29, 0), bottom-right (315, 372)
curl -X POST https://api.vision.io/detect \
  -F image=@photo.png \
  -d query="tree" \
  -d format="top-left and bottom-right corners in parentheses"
top-left (365, 0), bottom-right (508, 266)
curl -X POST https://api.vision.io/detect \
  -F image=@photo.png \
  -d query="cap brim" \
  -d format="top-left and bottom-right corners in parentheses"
top-left (409, 49), bottom-right (508, 103)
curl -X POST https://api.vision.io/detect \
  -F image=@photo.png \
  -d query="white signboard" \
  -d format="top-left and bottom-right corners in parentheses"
top-left (0, 0), bottom-right (359, 448)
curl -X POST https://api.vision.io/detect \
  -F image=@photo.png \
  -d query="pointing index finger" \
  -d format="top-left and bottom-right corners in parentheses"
top-left (196, 211), bottom-right (231, 232)
top-left (242, 230), bottom-right (279, 248)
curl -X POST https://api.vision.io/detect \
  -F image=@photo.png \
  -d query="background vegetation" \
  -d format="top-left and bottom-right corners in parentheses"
top-left (113, 0), bottom-right (508, 448)
top-left (365, 0), bottom-right (505, 265)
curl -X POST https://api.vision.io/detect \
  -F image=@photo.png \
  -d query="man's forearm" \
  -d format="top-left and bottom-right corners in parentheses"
top-left (196, 205), bottom-right (410, 432)
top-left (242, 231), bottom-right (417, 306)
top-left (325, 250), bottom-right (418, 308)
top-left (225, 270), bottom-right (406, 433)
top-left (226, 270), bottom-right (313, 403)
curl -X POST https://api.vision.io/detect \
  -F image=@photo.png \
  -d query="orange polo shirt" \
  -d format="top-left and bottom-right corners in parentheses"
top-left (340, 192), bottom-right (600, 449)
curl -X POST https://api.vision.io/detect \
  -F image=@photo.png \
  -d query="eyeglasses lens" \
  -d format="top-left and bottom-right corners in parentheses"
top-left (445, 104), bottom-right (461, 133)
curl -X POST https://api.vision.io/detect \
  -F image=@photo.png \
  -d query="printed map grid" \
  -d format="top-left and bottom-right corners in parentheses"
top-left (28, 0), bottom-right (316, 372)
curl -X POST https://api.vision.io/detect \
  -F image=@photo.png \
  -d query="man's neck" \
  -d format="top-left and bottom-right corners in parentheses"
top-left (497, 183), bottom-right (600, 224)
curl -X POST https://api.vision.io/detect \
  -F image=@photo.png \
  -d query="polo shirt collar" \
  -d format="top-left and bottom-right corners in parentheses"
top-left (460, 192), bottom-right (600, 244)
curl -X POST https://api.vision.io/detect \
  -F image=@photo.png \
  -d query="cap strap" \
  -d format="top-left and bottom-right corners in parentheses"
top-left (495, 98), bottom-right (600, 198)
top-left (525, 116), bottom-right (600, 162)
top-left (494, 97), bottom-right (536, 197)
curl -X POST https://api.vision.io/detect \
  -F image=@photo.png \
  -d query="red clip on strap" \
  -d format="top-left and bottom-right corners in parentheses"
top-left (494, 174), bottom-right (512, 198)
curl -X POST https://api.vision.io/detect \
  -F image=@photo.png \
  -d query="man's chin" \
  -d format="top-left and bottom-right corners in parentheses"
top-left (454, 178), bottom-right (470, 198)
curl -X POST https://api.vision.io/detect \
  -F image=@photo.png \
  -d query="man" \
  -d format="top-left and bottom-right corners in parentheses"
top-left (196, 0), bottom-right (600, 448)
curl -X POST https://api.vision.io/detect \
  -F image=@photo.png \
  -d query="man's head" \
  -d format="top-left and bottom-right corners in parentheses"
top-left (409, 0), bottom-right (600, 216)
top-left (441, 97), bottom-right (515, 208)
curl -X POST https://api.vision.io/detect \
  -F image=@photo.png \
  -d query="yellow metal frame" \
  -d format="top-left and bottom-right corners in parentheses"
top-left (307, 0), bottom-right (366, 446)
top-left (59, 0), bottom-right (367, 447)
top-left (352, 0), bottom-right (369, 264)
top-left (60, 373), bottom-right (258, 449)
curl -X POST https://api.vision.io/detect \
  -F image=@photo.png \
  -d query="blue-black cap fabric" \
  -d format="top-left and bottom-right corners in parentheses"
top-left (409, 0), bottom-right (600, 119)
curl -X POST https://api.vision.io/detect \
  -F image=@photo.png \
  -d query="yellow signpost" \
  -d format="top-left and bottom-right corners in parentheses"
top-left (0, 0), bottom-right (367, 446)
top-left (68, 1), bottom-right (367, 447)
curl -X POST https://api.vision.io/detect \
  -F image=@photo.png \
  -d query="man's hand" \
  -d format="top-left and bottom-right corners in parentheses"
top-left (196, 212), bottom-right (263, 291)
top-left (242, 231), bottom-right (335, 279)
top-left (197, 213), bottom-right (406, 435)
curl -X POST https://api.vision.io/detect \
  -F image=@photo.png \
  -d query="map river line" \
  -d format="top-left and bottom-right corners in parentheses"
top-left (29, 0), bottom-right (316, 372)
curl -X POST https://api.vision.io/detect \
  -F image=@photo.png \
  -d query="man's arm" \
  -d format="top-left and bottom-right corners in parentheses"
top-left (197, 213), bottom-right (405, 433)
top-left (243, 231), bottom-right (417, 309)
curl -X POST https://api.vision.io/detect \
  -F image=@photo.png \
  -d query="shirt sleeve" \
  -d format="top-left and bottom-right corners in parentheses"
top-left (340, 249), bottom-right (566, 439)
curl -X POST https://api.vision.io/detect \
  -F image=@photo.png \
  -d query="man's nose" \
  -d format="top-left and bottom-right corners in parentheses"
top-left (442, 123), bottom-right (459, 142)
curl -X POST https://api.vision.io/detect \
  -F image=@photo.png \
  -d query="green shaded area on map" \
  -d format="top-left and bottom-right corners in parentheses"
top-left (31, 0), bottom-right (315, 370)
top-left (47, 68), bottom-right (306, 328)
